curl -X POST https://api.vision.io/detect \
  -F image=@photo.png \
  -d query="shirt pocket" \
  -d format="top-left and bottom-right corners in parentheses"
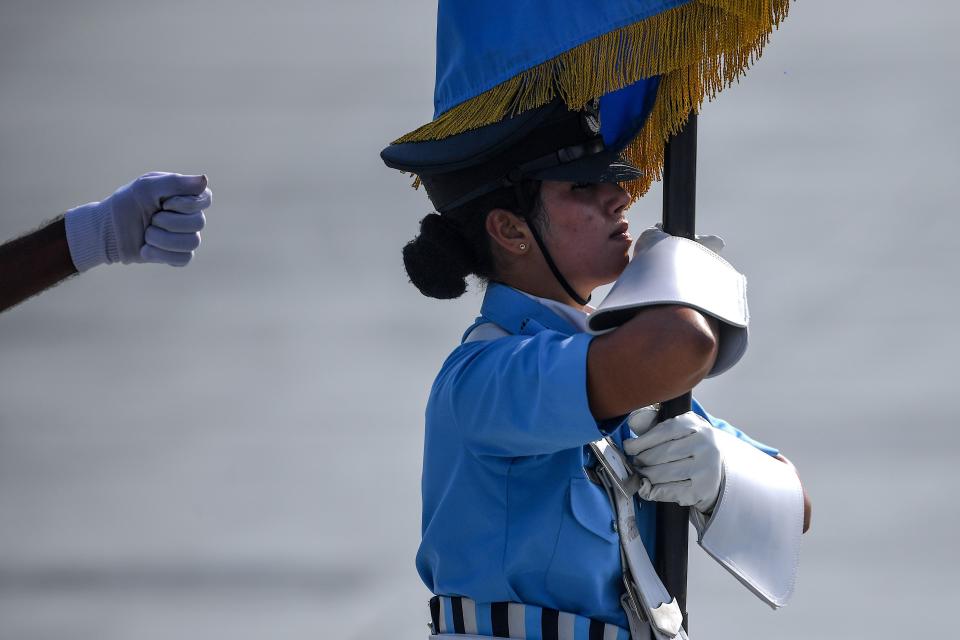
top-left (567, 477), bottom-right (619, 543)
top-left (544, 478), bottom-right (622, 611)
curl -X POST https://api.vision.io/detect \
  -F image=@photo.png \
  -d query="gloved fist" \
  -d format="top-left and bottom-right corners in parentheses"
top-left (623, 410), bottom-right (724, 514)
top-left (64, 172), bottom-right (212, 271)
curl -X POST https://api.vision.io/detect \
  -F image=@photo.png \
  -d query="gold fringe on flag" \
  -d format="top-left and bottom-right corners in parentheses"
top-left (395, 0), bottom-right (791, 201)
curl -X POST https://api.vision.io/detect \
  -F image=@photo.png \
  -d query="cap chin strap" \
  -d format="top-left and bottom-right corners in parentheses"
top-left (513, 183), bottom-right (591, 307)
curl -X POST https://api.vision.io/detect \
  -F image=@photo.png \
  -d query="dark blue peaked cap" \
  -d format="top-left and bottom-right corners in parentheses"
top-left (381, 99), bottom-right (643, 213)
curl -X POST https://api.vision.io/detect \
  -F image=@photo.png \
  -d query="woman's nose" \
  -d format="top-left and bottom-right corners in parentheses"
top-left (600, 182), bottom-right (630, 216)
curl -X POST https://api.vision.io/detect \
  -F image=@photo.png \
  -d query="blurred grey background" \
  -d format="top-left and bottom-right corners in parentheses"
top-left (0, 1), bottom-right (957, 638)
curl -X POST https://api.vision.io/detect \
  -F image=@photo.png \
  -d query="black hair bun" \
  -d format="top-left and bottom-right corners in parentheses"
top-left (402, 213), bottom-right (476, 299)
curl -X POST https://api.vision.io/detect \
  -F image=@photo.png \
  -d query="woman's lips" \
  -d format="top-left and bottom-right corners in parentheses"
top-left (610, 223), bottom-right (631, 242)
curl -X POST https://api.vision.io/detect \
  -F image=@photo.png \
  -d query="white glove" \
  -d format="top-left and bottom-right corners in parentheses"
top-left (623, 410), bottom-right (724, 513)
top-left (64, 172), bottom-right (212, 271)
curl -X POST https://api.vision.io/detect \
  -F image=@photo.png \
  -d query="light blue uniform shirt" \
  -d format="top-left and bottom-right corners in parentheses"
top-left (417, 283), bottom-right (777, 629)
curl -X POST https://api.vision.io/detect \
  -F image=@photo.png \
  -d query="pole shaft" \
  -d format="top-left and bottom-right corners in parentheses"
top-left (662, 112), bottom-right (697, 240)
top-left (656, 111), bottom-right (698, 632)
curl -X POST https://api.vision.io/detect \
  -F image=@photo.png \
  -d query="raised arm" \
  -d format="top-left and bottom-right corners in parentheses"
top-left (0, 172), bottom-right (211, 313)
top-left (0, 216), bottom-right (77, 312)
top-left (587, 305), bottom-right (720, 420)
top-left (585, 226), bottom-right (749, 420)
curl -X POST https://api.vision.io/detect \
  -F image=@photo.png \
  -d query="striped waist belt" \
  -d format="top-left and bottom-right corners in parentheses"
top-left (429, 596), bottom-right (630, 640)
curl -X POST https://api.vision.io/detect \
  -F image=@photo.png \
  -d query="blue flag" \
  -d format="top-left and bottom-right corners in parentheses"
top-left (394, 0), bottom-right (791, 199)
top-left (432, 1), bottom-right (687, 119)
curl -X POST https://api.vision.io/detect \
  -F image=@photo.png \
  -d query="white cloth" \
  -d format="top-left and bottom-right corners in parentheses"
top-left (690, 431), bottom-right (805, 608)
top-left (624, 407), bottom-right (804, 609)
top-left (587, 226), bottom-right (748, 377)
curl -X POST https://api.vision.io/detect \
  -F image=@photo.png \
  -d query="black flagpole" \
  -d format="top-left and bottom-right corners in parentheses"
top-left (656, 110), bottom-right (697, 633)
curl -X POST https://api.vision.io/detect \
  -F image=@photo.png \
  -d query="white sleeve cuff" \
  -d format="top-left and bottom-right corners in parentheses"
top-left (692, 430), bottom-right (804, 608)
top-left (64, 201), bottom-right (115, 272)
top-left (587, 231), bottom-right (749, 376)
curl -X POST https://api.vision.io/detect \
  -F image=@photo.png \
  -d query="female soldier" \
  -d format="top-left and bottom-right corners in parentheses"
top-left (383, 100), bottom-right (808, 640)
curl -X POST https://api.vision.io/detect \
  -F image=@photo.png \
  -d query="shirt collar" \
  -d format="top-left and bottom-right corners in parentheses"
top-left (479, 282), bottom-right (591, 336)
top-left (517, 290), bottom-right (594, 333)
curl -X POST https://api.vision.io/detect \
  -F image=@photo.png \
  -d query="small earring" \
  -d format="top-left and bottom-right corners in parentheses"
top-left (519, 243), bottom-right (527, 251)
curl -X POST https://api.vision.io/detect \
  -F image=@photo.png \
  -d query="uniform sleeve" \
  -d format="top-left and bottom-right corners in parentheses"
top-left (691, 397), bottom-right (779, 457)
top-left (689, 397), bottom-right (802, 608)
top-left (430, 331), bottom-right (602, 457)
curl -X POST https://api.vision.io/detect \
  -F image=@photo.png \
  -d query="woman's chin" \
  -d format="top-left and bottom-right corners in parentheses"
top-left (571, 255), bottom-right (631, 294)
top-left (593, 264), bottom-right (628, 289)
top-left (610, 254), bottom-right (630, 279)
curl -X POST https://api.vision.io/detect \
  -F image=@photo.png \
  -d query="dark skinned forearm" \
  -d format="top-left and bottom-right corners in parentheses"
top-left (0, 216), bottom-right (79, 313)
top-left (775, 454), bottom-right (812, 533)
top-left (587, 306), bottom-right (720, 420)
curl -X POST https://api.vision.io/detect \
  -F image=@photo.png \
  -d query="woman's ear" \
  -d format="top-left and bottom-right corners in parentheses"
top-left (485, 208), bottom-right (533, 256)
